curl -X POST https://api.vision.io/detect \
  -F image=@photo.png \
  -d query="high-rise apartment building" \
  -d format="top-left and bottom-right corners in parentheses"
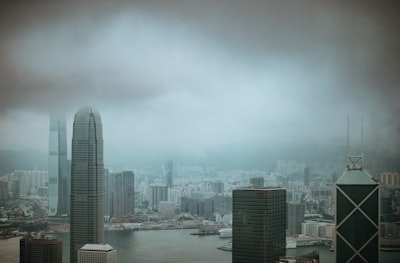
top-left (111, 171), bottom-right (134, 217)
top-left (250, 177), bottom-right (264, 188)
top-left (287, 202), bottom-right (305, 235)
top-left (335, 156), bottom-right (380, 262)
top-left (78, 244), bottom-right (117, 263)
top-left (48, 113), bottom-right (69, 216)
top-left (304, 167), bottom-right (310, 186)
top-left (233, 187), bottom-right (286, 263)
top-left (165, 160), bottom-right (173, 188)
top-left (70, 107), bottom-right (104, 263)
top-left (20, 234), bottom-right (62, 263)
top-left (150, 185), bottom-right (168, 210)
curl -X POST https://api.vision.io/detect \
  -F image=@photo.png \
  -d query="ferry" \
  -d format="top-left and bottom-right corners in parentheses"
top-left (217, 241), bottom-right (232, 251)
top-left (218, 228), bottom-right (232, 238)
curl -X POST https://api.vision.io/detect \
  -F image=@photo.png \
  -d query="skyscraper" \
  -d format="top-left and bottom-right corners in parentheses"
top-left (233, 187), bottom-right (286, 263)
top-left (150, 185), bottom-right (168, 210)
top-left (70, 107), bottom-right (104, 263)
top-left (165, 160), bottom-right (173, 188)
top-left (111, 171), bottom-right (134, 217)
top-left (335, 156), bottom-right (380, 262)
top-left (304, 167), bottom-right (310, 186)
top-left (48, 113), bottom-right (69, 216)
top-left (20, 234), bottom-right (62, 263)
top-left (287, 202), bottom-right (305, 235)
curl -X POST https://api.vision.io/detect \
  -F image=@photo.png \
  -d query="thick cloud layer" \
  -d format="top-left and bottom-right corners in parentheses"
top-left (0, 1), bottom-right (399, 167)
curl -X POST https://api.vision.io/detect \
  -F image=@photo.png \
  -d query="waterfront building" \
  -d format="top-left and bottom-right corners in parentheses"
top-left (335, 156), bottom-right (380, 262)
top-left (48, 113), bottom-right (69, 216)
top-left (111, 171), bottom-right (134, 217)
top-left (78, 244), bottom-right (117, 263)
top-left (287, 202), bottom-right (305, 235)
top-left (233, 187), bottom-right (286, 263)
top-left (70, 107), bottom-right (104, 263)
top-left (20, 234), bottom-right (62, 263)
top-left (165, 160), bottom-right (173, 188)
top-left (150, 185), bottom-right (168, 210)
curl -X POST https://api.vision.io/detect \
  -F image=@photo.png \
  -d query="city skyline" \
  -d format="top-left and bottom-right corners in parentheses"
top-left (0, 1), bottom-right (399, 169)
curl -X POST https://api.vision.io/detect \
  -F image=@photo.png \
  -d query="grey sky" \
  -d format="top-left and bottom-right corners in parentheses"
top-left (0, 1), bottom-right (399, 167)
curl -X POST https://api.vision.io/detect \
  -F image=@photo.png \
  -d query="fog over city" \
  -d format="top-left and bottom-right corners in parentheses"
top-left (0, 1), bottom-right (399, 169)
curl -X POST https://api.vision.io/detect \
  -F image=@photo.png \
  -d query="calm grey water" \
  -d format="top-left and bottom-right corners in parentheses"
top-left (48, 230), bottom-right (399, 263)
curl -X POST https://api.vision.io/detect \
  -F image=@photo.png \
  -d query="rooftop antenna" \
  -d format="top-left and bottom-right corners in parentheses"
top-left (347, 116), bottom-right (363, 171)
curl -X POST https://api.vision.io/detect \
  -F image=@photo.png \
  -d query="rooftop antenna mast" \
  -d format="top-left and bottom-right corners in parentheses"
top-left (347, 116), bottom-right (363, 171)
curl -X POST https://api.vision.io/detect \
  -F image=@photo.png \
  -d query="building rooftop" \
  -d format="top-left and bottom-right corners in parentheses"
top-left (234, 187), bottom-right (285, 191)
top-left (80, 244), bottom-right (115, 252)
top-left (336, 170), bottom-right (378, 185)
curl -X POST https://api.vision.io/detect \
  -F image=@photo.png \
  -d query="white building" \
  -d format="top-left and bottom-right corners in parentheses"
top-left (78, 244), bottom-right (117, 263)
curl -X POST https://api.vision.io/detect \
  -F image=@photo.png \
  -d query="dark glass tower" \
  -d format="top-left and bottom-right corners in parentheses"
top-left (20, 234), bottom-right (62, 263)
top-left (48, 113), bottom-right (69, 216)
top-left (335, 157), bottom-right (380, 262)
top-left (233, 187), bottom-right (286, 263)
top-left (70, 107), bottom-right (104, 263)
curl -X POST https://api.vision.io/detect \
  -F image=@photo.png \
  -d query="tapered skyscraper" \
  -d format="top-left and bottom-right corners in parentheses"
top-left (48, 113), bottom-right (69, 216)
top-left (70, 107), bottom-right (104, 263)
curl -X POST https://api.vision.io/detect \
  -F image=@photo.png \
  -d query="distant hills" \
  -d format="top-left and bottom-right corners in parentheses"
top-left (0, 149), bottom-right (47, 174)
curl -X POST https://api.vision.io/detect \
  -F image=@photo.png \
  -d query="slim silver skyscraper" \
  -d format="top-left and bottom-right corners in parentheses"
top-left (48, 113), bottom-right (69, 216)
top-left (70, 107), bottom-right (104, 263)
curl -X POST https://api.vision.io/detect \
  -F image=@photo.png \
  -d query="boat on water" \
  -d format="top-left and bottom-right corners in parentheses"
top-left (217, 241), bottom-right (232, 251)
top-left (218, 228), bottom-right (232, 238)
top-left (190, 230), bottom-right (218, 236)
top-left (286, 239), bottom-right (297, 249)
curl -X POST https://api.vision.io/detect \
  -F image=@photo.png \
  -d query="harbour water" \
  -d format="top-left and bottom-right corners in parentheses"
top-left (2, 229), bottom-right (400, 262)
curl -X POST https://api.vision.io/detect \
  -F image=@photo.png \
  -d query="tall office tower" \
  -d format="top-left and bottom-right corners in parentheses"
top-left (304, 167), bottom-right (310, 186)
top-left (233, 187), bottom-right (286, 263)
top-left (150, 185), bottom-right (168, 210)
top-left (250, 177), bottom-right (264, 188)
top-left (165, 160), bottom-right (173, 188)
top-left (287, 202), bottom-right (305, 235)
top-left (20, 234), bottom-right (62, 263)
top-left (70, 107), bottom-right (104, 263)
top-left (48, 113), bottom-right (69, 216)
top-left (335, 156), bottom-right (380, 262)
top-left (111, 171), bottom-right (134, 217)
top-left (78, 244), bottom-right (117, 263)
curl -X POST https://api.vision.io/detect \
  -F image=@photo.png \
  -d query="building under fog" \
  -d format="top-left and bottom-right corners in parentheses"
top-left (111, 171), bottom-right (135, 217)
top-left (48, 113), bottom-right (69, 216)
top-left (70, 107), bottom-right (104, 263)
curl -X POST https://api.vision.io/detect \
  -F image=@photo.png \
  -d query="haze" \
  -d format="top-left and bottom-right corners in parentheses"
top-left (0, 1), bottom-right (399, 168)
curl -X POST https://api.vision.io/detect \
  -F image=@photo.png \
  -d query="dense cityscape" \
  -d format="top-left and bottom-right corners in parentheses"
top-left (1, 1), bottom-right (400, 263)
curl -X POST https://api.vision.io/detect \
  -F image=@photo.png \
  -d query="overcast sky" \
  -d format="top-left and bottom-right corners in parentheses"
top-left (0, 1), bottom-right (399, 168)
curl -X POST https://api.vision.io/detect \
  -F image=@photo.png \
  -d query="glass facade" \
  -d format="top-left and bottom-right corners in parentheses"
top-left (70, 107), bottom-right (104, 263)
top-left (335, 170), bottom-right (380, 263)
top-left (233, 187), bottom-right (286, 263)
